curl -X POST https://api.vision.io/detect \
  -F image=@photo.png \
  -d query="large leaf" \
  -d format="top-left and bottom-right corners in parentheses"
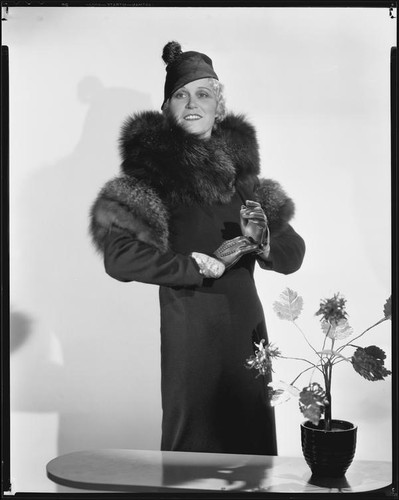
top-left (352, 345), bottom-right (392, 381)
top-left (273, 288), bottom-right (303, 321)
top-left (321, 319), bottom-right (353, 340)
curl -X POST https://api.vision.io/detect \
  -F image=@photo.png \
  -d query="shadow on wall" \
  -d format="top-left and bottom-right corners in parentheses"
top-left (12, 77), bottom-right (163, 492)
top-left (10, 310), bottom-right (33, 354)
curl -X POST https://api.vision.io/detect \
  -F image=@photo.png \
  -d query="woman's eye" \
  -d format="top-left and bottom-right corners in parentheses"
top-left (174, 92), bottom-right (187, 99)
top-left (198, 92), bottom-right (210, 98)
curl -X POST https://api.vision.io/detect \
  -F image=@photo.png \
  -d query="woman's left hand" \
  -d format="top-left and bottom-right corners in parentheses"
top-left (240, 200), bottom-right (269, 248)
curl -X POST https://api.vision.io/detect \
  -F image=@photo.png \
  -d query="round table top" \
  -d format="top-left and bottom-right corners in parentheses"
top-left (46, 448), bottom-right (393, 493)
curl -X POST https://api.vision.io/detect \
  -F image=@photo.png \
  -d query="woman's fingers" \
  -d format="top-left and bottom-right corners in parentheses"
top-left (241, 209), bottom-right (267, 221)
top-left (245, 200), bottom-right (261, 208)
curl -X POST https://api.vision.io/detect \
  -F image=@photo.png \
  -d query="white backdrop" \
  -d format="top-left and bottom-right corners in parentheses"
top-left (3, 6), bottom-right (395, 493)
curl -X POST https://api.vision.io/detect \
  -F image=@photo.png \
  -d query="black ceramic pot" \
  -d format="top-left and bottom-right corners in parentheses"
top-left (300, 419), bottom-right (357, 477)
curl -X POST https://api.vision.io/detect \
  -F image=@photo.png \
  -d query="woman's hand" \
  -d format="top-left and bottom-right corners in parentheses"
top-left (213, 236), bottom-right (259, 269)
top-left (190, 252), bottom-right (226, 279)
top-left (190, 236), bottom-right (259, 278)
top-left (240, 200), bottom-right (269, 251)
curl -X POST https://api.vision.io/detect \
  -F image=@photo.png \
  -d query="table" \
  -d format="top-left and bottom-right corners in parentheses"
top-left (46, 449), bottom-right (392, 494)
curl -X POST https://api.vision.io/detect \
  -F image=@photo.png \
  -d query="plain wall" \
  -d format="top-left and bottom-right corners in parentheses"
top-left (3, 6), bottom-right (395, 493)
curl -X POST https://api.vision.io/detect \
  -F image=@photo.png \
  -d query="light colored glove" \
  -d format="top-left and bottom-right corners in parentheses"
top-left (191, 252), bottom-right (225, 279)
top-left (240, 200), bottom-right (270, 257)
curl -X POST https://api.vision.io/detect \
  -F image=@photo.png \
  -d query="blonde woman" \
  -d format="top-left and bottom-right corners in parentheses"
top-left (90, 41), bottom-right (305, 455)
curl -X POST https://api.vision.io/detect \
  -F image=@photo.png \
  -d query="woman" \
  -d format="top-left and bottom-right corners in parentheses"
top-left (89, 41), bottom-right (305, 456)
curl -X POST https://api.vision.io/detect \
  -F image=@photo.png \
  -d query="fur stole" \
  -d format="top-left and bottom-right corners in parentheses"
top-left (89, 111), bottom-right (295, 253)
top-left (118, 111), bottom-right (260, 206)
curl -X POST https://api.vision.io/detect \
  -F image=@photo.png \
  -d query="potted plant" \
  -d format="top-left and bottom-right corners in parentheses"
top-left (245, 288), bottom-right (392, 477)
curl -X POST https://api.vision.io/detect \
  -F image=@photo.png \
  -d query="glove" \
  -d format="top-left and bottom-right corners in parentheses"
top-left (190, 252), bottom-right (226, 279)
top-left (190, 236), bottom-right (259, 279)
top-left (213, 236), bottom-right (259, 270)
top-left (240, 200), bottom-right (270, 254)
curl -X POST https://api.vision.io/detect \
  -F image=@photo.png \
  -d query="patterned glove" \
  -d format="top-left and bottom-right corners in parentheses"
top-left (213, 236), bottom-right (259, 269)
top-left (191, 236), bottom-right (259, 278)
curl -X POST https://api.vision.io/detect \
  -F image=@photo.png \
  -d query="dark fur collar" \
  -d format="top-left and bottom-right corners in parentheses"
top-left (89, 112), bottom-right (296, 254)
top-left (118, 111), bottom-right (260, 206)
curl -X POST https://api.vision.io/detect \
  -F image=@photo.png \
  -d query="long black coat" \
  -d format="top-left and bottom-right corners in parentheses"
top-left (89, 112), bottom-right (306, 455)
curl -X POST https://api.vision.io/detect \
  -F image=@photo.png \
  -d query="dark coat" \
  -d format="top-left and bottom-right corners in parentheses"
top-left (89, 111), bottom-right (305, 455)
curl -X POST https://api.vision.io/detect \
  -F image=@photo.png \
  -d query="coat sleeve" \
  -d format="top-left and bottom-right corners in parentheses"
top-left (90, 176), bottom-right (204, 287)
top-left (103, 228), bottom-right (204, 287)
top-left (257, 224), bottom-right (306, 275)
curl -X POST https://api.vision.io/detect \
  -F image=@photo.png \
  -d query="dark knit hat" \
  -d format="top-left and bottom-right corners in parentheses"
top-left (161, 41), bottom-right (218, 109)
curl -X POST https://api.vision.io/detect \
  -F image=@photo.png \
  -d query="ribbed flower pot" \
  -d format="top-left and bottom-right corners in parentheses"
top-left (301, 419), bottom-right (357, 477)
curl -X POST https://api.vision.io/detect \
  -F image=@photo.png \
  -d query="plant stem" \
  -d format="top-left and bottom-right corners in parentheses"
top-left (330, 351), bottom-right (351, 364)
top-left (344, 343), bottom-right (360, 349)
top-left (279, 355), bottom-right (319, 368)
top-left (336, 318), bottom-right (387, 353)
top-left (328, 339), bottom-right (336, 363)
top-left (321, 323), bottom-right (332, 352)
top-left (323, 362), bottom-right (332, 430)
top-left (332, 359), bottom-right (347, 366)
top-left (290, 365), bottom-right (322, 386)
top-left (293, 320), bottom-right (321, 358)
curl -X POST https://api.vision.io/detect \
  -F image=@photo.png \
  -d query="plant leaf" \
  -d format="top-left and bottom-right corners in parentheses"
top-left (384, 296), bottom-right (392, 320)
top-left (267, 380), bottom-right (300, 406)
top-left (301, 405), bottom-right (324, 426)
top-left (298, 383), bottom-right (328, 425)
top-left (273, 288), bottom-right (303, 321)
top-left (351, 345), bottom-right (392, 381)
top-left (321, 319), bottom-right (353, 340)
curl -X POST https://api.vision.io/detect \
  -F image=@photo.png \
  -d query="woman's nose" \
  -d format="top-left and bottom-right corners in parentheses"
top-left (186, 96), bottom-right (198, 109)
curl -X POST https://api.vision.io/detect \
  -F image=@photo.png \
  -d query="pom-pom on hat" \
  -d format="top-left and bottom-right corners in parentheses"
top-left (161, 41), bottom-right (218, 109)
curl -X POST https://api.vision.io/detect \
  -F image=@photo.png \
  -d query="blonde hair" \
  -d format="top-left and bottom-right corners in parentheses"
top-left (163, 78), bottom-right (227, 124)
top-left (209, 78), bottom-right (227, 123)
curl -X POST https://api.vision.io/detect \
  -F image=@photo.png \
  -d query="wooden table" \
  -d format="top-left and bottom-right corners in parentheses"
top-left (46, 449), bottom-right (392, 494)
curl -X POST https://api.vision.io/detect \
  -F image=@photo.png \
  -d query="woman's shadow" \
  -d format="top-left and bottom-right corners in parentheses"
top-left (12, 76), bottom-right (165, 492)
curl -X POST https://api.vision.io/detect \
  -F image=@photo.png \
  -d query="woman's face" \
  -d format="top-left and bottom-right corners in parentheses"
top-left (167, 78), bottom-right (219, 139)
